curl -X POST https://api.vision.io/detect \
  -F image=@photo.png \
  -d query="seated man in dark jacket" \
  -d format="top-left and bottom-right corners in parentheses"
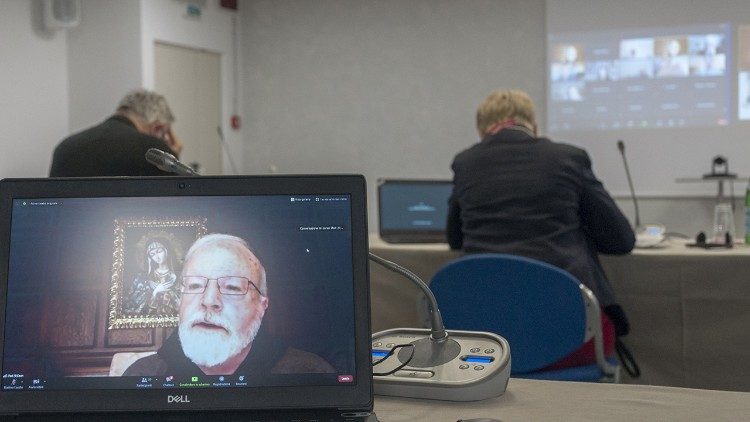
top-left (49, 89), bottom-right (183, 177)
top-left (447, 89), bottom-right (635, 368)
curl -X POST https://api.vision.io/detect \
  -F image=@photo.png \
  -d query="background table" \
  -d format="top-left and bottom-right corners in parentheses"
top-left (374, 378), bottom-right (750, 421)
top-left (369, 235), bottom-right (750, 391)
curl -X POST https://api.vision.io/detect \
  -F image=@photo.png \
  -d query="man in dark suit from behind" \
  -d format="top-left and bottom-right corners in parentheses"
top-left (49, 89), bottom-right (183, 177)
top-left (447, 89), bottom-right (635, 368)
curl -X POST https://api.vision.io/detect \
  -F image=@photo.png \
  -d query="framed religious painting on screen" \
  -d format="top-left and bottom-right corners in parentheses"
top-left (107, 217), bottom-right (207, 329)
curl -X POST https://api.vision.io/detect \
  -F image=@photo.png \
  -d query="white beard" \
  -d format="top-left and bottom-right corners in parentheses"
top-left (178, 311), bottom-right (262, 368)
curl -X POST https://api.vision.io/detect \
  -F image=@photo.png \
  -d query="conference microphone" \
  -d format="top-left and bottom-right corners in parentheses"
top-left (145, 148), bottom-right (198, 176)
top-left (369, 253), bottom-right (448, 343)
top-left (617, 140), bottom-right (640, 229)
top-left (616, 140), bottom-right (665, 247)
top-left (369, 253), bottom-right (510, 401)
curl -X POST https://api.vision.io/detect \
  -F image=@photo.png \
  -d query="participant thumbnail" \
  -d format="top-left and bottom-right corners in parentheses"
top-left (620, 38), bottom-right (654, 59)
top-left (551, 82), bottom-right (585, 102)
top-left (688, 34), bottom-right (726, 76)
top-left (654, 37), bottom-right (689, 77)
top-left (619, 38), bottom-right (654, 79)
top-left (739, 25), bottom-right (750, 71)
top-left (550, 44), bottom-right (585, 81)
top-left (585, 61), bottom-right (619, 81)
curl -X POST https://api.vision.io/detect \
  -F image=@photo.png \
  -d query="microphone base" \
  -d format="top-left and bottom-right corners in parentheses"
top-left (372, 328), bottom-right (511, 401)
top-left (635, 224), bottom-right (667, 248)
top-left (396, 336), bottom-right (461, 368)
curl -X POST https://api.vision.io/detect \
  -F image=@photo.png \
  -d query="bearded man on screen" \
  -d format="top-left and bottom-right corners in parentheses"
top-left (123, 233), bottom-right (334, 377)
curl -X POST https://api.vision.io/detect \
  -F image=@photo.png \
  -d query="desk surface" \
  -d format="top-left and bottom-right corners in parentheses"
top-left (374, 378), bottom-right (750, 421)
top-left (368, 234), bottom-right (750, 391)
top-left (370, 234), bottom-right (750, 256)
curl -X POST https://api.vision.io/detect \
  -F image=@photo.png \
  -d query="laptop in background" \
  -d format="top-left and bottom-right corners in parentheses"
top-left (377, 178), bottom-right (453, 244)
top-left (0, 175), bottom-right (375, 421)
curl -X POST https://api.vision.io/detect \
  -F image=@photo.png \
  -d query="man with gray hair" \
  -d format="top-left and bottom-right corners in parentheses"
top-left (124, 233), bottom-right (335, 377)
top-left (49, 89), bottom-right (183, 176)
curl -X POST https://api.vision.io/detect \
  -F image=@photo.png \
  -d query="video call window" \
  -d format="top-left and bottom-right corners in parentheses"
top-left (548, 23), bottom-right (730, 132)
top-left (2, 195), bottom-right (356, 392)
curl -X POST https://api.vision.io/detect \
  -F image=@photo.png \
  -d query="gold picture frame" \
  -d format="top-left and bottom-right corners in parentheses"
top-left (108, 217), bottom-right (207, 329)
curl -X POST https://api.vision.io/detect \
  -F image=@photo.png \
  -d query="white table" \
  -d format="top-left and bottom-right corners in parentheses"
top-left (369, 235), bottom-right (750, 391)
top-left (374, 378), bottom-right (750, 421)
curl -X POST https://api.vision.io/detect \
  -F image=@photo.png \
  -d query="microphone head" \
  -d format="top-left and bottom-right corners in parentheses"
top-left (145, 148), bottom-right (182, 174)
top-left (617, 140), bottom-right (625, 152)
top-left (145, 148), bottom-right (175, 165)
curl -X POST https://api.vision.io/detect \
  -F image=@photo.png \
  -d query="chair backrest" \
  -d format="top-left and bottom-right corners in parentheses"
top-left (430, 253), bottom-right (587, 374)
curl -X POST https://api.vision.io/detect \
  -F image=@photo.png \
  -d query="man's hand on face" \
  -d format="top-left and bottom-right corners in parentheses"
top-left (163, 127), bottom-right (184, 156)
top-left (147, 121), bottom-right (183, 157)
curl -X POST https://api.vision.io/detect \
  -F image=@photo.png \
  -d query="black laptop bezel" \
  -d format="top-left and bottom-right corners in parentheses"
top-left (377, 178), bottom-right (452, 244)
top-left (0, 175), bottom-right (372, 416)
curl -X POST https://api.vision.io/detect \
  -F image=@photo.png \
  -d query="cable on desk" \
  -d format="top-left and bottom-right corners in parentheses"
top-left (372, 343), bottom-right (415, 376)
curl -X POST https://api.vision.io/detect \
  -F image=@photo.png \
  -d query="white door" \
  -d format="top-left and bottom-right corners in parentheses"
top-left (154, 42), bottom-right (222, 175)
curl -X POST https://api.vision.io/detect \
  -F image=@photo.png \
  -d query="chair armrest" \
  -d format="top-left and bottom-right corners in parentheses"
top-left (579, 285), bottom-right (619, 378)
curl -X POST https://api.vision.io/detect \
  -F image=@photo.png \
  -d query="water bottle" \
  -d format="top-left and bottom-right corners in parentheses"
top-left (745, 183), bottom-right (750, 243)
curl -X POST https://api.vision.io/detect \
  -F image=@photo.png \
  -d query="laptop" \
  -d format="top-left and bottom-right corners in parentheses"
top-left (0, 175), bottom-right (375, 421)
top-left (377, 179), bottom-right (453, 244)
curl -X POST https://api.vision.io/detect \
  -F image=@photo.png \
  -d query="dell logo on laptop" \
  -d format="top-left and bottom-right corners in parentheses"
top-left (167, 395), bottom-right (190, 403)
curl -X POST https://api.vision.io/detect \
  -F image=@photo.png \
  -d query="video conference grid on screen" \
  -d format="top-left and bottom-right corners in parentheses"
top-left (548, 23), bottom-right (731, 132)
top-left (2, 194), bottom-right (356, 391)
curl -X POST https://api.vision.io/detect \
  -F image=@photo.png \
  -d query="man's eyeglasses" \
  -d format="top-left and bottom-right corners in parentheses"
top-left (181, 276), bottom-right (263, 296)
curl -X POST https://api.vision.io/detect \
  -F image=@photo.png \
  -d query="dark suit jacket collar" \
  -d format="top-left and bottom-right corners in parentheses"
top-left (107, 114), bottom-right (138, 129)
top-left (483, 127), bottom-right (542, 144)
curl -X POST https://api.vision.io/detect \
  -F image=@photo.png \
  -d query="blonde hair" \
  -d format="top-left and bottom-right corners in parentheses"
top-left (476, 89), bottom-right (537, 137)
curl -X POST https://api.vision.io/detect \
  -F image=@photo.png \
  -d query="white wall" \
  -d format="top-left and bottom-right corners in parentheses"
top-left (141, 0), bottom-right (243, 174)
top-left (239, 0), bottom-right (744, 236)
top-left (0, 0), bottom-right (240, 178)
top-left (240, 0), bottom-right (547, 229)
top-left (67, 0), bottom-right (142, 133)
top-left (0, 1), bottom-right (69, 178)
top-left (0, 0), bottom-right (738, 236)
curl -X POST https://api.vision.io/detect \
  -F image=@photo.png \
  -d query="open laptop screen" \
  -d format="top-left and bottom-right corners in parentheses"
top-left (0, 176), bottom-right (371, 415)
top-left (378, 179), bottom-right (452, 243)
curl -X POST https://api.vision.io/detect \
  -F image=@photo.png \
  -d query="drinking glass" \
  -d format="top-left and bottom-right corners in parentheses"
top-left (712, 203), bottom-right (735, 244)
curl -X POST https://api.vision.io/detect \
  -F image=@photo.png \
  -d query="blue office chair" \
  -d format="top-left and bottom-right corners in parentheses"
top-left (428, 253), bottom-right (619, 382)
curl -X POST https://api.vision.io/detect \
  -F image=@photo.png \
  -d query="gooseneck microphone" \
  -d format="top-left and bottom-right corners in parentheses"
top-left (369, 253), bottom-right (461, 368)
top-left (145, 148), bottom-right (198, 176)
top-left (369, 253), bottom-right (511, 401)
top-left (617, 140), bottom-right (640, 229)
top-left (617, 140), bottom-right (666, 248)
top-left (369, 253), bottom-right (448, 342)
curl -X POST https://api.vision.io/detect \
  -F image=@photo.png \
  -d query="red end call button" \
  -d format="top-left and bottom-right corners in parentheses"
top-left (338, 375), bottom-right (354, 383)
